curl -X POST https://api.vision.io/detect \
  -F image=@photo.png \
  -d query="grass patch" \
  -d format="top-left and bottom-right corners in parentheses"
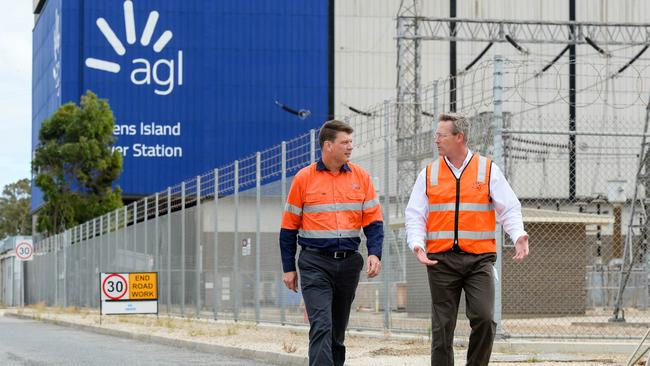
top-left (31, 301), bottom-right (47, 313)
top-left (282, 341), bottom-right (297, 353)
top-left (525, 356), bottom-right (542, 363)
top-left (226, 325), bottom-right (239, 336)
top-left (155, 317), bottom-right (176, 330)
top-left (241, 321), bottom-right (258, 331)
top-left (188, 328), bottom-right (205, 337)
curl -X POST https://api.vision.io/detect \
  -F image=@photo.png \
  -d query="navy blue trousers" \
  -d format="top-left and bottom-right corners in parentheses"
top-left (298, 249), bottom-right (363, 366)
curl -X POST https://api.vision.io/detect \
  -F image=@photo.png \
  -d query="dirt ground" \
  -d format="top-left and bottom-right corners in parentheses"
top-left (2, 305), bottom-right (632, 366)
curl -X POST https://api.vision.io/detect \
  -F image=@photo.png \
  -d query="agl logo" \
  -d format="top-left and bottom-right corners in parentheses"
top-left (85, 0), bottom-right (183, 96)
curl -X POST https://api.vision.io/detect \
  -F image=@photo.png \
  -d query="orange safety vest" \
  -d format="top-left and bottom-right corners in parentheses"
top-left (425, 153), bottom-right (496, 254)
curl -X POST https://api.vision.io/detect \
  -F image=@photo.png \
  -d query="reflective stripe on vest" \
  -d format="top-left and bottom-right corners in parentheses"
top-left (284, 203), bottom-right (302, 216)
top-left (299, 229), bottom-right (360, 239)
top-left (362, 198), bottom-right (380, 210)
top-left (428, 203), bottom-right (493, 212)
top-left (477, 155), bottom-right (488, 184)
top-left (426, 230), bottom-right (496, 241)
top-left (429, 158), bottom-right (440, 186)
top-left (303, 202), bottom-right (362, 213)
top-left (302, 198), bottom-right (379, 214)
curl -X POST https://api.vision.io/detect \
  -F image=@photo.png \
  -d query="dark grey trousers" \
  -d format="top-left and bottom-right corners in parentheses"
top-left (426, 252), bottom-right (497, 366)
top-left (298, 249), bottom-right (364, 366)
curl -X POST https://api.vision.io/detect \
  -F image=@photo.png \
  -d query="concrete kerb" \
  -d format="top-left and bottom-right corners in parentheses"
top-left (344, 327), bottom-right (639, 356)
top-left (3, 312), bottom-right (308, 366)
top-left (3, 311), bottom-right (640, 362)
top-left (493, 339), bottom-right (638, 356)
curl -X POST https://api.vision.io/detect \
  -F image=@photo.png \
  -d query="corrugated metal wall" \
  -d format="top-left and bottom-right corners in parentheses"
top-left (333, 0), bottom-right (650, 117)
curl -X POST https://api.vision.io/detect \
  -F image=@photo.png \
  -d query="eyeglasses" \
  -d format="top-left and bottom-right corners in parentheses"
top-left (434, 132), bottom-right (455, 139)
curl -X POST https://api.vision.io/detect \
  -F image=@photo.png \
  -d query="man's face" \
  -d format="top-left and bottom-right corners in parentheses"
top-left (435, 120), bottom-right (463, 157)
top-left (325, 131), bottom-right (353, 164)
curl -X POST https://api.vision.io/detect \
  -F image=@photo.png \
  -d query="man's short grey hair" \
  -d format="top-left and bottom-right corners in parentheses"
top-left (439, 113), bottom-right (470, 144)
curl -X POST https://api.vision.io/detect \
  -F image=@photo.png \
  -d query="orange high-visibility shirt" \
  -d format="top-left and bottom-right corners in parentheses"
top-left (279, 160), bottom-right (383, 272)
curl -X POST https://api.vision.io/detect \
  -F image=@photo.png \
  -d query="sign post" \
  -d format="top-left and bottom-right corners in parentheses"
top-left (15, 239), bottom-right (33, 309)
top-left (100, 272), bottom-right (158, 319)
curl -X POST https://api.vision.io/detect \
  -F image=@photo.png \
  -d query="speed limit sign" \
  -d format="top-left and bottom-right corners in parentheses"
top-left (101, 273), bottom-right (128, 300)
top-left (15, 240), bottom-right (33, 261)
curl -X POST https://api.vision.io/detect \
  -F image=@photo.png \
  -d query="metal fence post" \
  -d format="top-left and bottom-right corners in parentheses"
top-left (196, 175), bottom-right (202, 317)
top-left (493, 54), bottom-right (505, 337)
top-left (310, 129), bottom-right (316, 164)
top-left (114, 210), bottom-right (118, 272)
top-left (91, 220), bottom-right (96, 307)
top-left (133, 201), bottom-right (137, 269)
top-left (111, 210), bottom-right (120, 272)
top-left (104, 214), bottom-right (108, 273)
top-left (167, 187), bottom-right (172, 314)
top-left (55, 233), bottom-right (59, 307)
top-left (155, 193), bottom-right (159, 274)
top-left (99, 215), bottom-right (103, 283)
top-left (255, 152), bottom-right (261, 323)
top-left (383, 100), bottom-right (391, 330)
top-left (63, 229), bottom-right (68, 308)
top-left (144, 197), bottom-right (148, 266)
top-left (87, 221), bottom-right (91, 306)
top-left (83, 223), bottom-right (86, 307)
top-left (280, 142), bottom-right (287, 325)
top-left (92, 219), bottom-right (96, 307)
top-left (123, 206), bottom-right (128, 271)
top-left (181, 182), bottom-right (186, 315)
top-left (234, 160), bottom-right (240, 321)
top-left (213, 168), bottom-right (220, 320)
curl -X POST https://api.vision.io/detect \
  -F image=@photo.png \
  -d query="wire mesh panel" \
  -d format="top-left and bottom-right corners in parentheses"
top-left (24, 52), bottom-right (650, 340)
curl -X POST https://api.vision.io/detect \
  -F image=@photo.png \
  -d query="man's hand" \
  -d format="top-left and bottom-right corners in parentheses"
top-left (513, 235), bottom-right (529, 261)
top-left (415, 247), bottom-right (438, 266)
top-left (367, 255), bottom-right (381, 278)
top-left (283, 271), bottom-right (298, 292)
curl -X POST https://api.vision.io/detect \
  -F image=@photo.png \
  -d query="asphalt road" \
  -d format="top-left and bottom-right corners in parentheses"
top-left (0, 316), bottom-right (274, 366)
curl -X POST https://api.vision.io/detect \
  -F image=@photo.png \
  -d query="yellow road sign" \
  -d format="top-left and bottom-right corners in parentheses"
top-left (128, 272), bottom-right (157, 300)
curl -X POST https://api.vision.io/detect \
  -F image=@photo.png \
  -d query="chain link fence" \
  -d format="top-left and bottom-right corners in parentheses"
top-left (25, 54), bottom-right (650, 339)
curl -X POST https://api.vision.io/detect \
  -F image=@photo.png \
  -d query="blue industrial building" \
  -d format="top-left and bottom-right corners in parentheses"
top-left (32, 0), bottom-right (332, 210)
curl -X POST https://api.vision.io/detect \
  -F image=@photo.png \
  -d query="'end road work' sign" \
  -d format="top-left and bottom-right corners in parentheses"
top-left (100, 272), bottom-right (158, 315)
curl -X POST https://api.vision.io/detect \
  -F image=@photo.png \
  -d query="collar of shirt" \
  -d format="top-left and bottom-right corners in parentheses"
top-left (316, 158), bottom-right (351, 173)
top-left (443, 149), bottom-right (473, 178)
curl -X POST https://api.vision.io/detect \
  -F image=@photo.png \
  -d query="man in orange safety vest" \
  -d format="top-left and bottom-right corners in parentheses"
top-left (405, 113), bottom-right (529, 366)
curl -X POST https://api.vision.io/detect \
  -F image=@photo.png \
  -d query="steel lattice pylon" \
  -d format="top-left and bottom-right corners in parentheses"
top-left (395, 12), bottom-right (650, 322)
top-left (394, 16), bottom-right (650, 212)
top-left (395, 0), bottom-right (422, 215)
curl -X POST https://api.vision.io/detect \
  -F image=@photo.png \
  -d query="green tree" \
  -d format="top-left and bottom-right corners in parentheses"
top-left (0, 178), bottom-right (32, 238)
top-left (32, 90), bottom-right (123, 234)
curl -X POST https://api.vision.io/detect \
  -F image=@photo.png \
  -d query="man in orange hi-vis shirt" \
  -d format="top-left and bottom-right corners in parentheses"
top-left (279, 120), bottom-right (384, 366)
top-left (406, 113), bottom-right (529, 366)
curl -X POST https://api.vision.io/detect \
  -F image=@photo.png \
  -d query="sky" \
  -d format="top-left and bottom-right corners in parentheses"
top-left (0, 1), bottom-right (32, 190)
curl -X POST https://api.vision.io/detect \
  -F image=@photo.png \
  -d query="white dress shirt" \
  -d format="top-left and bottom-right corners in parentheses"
top-left (405, 149), bottom-right (527, 253)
